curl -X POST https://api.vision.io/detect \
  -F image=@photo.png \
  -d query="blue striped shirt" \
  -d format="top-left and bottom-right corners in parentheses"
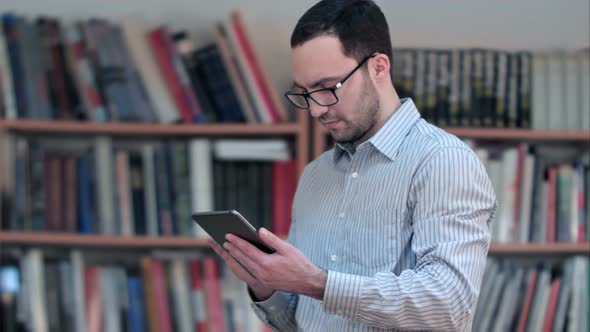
top-left (252, 98), bottom-right (497, 331)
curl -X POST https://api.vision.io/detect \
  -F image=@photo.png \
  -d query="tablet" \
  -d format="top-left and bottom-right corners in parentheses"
top-left (192, 210), bottom-right (275, 254)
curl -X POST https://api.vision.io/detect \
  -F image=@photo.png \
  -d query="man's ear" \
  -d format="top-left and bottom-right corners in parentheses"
top-left (370, 53), bottom-right (391, 82)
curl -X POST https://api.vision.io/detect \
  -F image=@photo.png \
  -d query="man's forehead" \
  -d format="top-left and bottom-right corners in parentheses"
top-left (290, 36), bottom-right (354, 87)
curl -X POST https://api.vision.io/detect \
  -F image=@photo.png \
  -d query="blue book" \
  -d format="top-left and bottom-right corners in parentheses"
top-left (127, 276), bottom-right (146, 332)
top-left (77, 155), bottom-right (95, 233)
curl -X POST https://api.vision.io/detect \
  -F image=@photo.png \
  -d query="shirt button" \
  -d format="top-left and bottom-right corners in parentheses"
top-left (337, 309), bottom-right (344, 315)
top-left (338, 212), bottom-right (345, 219)
top-left (351, 172), bottom-right (358, 178)
top-left (331, 255), bottom-right (338, 262)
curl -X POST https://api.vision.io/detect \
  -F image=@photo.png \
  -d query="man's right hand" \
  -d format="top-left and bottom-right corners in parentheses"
top-left (207, 238), bottom-right (275, 301)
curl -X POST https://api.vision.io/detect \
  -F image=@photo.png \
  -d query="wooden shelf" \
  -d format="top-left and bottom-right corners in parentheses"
top-left (443, 128), bottom-right (590, 141)
top-left (1, 232), bottom-right (588, 255)
top-left (0, 119), bottom-right (303, 137)
top-left (489, 243), bottom-right (590, 255)
top-left (312, 122), bottom-right (589, 158)
top-left (0, 231), bottom-right (209, 250)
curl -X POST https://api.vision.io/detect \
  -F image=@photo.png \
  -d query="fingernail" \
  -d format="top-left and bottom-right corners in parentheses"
top-left (260, 228), bottom-right (267, 236)
top-left (223, 242), bottom-right (230, 249)
top-left (225, 234), bottom-right (232, 241)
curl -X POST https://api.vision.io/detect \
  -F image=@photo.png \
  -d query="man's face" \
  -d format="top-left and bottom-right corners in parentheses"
top-left (290, 36), bottom-right (380, 146)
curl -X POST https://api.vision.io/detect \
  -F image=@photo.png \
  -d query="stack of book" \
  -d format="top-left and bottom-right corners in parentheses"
top-left (391, 48), bottom-right (590, 130)
top-left (0, 11), bottom-right (288, 124)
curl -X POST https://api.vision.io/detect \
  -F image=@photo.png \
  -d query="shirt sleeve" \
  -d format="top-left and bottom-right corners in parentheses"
top-left (250, 290), bottom-right (299, 332)
top-left (321, 146), bottom-right (497, 331)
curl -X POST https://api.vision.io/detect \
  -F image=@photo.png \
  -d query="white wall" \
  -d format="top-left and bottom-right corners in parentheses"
top-left (1, 0), bottom-right (588, 94)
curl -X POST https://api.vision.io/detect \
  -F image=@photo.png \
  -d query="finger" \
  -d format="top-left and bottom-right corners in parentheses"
top-left (226, 234), bottom-right (269, 260)
top-left (224, 241), bottom-right (264, 278)
top-left (208, 239), bottom-right (258, 284)
top-left (258, 228), bottom-right (290, 254)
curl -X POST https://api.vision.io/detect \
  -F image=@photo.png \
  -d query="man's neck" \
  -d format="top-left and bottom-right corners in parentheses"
top-left (351, 91), bottom-right (402, 148)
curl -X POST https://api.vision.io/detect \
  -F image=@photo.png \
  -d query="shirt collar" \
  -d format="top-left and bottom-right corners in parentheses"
top-left (333, 98), bottom-right (421, 162)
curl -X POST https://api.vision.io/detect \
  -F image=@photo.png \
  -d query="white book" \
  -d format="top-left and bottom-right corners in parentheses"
top-left (142, 144), bottom-right (159, 236)
top-left (28, 249), bottom-right (48, 332)
top-left (95, 136), bottom-right (116, 234)
top-left (518, 153), bottom-right (536, 243)
top-left (0, 24), bottom-right (16, 119)
top-left (70, 250), bottom-right (86, 332)
top-left (531, 53), bottom-right (548, 130)
top-left (487, 159), bottom-right (503, 242)
top-left (190, 139), bottom-right (213, 237)
top-left (213, 139), bottom-right (290, 161)
top-left (115, 150), bottom-right (134, 235)
top-left (122, 21), bottom-right (180, 123)
top-left (170, 260), bottom-right (193, 332)
top-left (100, 267), bottom-right (120, 332)
top-left (568, 256), bottom-right (589, 332)
top-left (498, 147), bottom-right (519, 243)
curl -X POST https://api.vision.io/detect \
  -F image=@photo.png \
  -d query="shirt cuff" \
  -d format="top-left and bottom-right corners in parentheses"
top-left (322, 270), bottom-right (366, 321)
top-left (249, 288), bottom-right (292, 315)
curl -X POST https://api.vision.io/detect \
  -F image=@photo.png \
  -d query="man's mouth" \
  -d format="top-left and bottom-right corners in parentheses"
top-left (322, 120), bottom-right (341, 129)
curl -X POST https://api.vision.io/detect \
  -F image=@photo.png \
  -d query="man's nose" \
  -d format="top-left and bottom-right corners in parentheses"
top-left (308, 102), bottom-right (329, 118)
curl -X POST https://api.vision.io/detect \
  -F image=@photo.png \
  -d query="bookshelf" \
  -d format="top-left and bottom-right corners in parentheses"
top-left (0, 110), bottom-right (309, 177)
top-left (312, 122), bottom-right (590, 159)
top-left (1, 231), bottom-right (588, 255)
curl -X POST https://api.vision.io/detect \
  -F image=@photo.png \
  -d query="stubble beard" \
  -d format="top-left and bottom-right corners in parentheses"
top-left (332, 79), bottom-right (380, 146)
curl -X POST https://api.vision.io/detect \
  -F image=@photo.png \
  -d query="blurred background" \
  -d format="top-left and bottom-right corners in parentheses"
top-left (0, 1), bottom-right (588, 332)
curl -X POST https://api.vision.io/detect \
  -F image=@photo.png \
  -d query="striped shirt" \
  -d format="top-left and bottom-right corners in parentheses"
top-left (251, 98), bottom-right (497, 331)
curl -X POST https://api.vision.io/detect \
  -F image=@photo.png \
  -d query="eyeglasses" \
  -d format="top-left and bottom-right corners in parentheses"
top-left (284, 54), bottom-right (376, 109)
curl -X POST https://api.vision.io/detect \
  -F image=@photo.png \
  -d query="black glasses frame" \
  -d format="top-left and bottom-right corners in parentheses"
top-left (284, 54), bottom-right (376, 109)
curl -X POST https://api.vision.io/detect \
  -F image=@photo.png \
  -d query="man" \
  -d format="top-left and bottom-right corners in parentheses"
top-left (208, 0), bottom-right (497, 330)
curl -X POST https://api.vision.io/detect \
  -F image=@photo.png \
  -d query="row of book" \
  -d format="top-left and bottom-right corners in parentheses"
top-left (0, 135), bottom-right (296, 238)
top-left (392, 48), bottom-right (590, 130)
top-left (473, 256), bottom-right (589, 332)
top-left (0, 11), bottom-right (287, 124)
top-left (0, 249), bottom-right (270, 332)
top-left (466, 140), bottom-right (590, 243)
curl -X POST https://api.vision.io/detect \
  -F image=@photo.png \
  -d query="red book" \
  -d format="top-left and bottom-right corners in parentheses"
top-left (272, 159), bottom-right (297, 237)
top-left (542, 278), bottom-right (561, 332)
top-left (149, 28), bottom-right (192, 123)
top-left (189, 261), bottom-right (208, 332)
top-left (84, 266), bottom-right (103, 332)
top-left (202, 258), bottom-right (226, 332)
top-left (516, 270), bottom-right (538, 332)
top-left (63, 155), bottom-right (78, 232)
top-left (151, 260), bottom-right (173, 332)
top-left (231, 11), bottom-right (282, 123)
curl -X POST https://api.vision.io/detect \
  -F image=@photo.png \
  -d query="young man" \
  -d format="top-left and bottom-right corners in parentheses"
top-left (208, 0), bottom-right (497, 330)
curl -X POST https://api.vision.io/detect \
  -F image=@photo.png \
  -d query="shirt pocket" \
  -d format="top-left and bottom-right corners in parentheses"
top-left (344, 208), bottom-right (403, 272)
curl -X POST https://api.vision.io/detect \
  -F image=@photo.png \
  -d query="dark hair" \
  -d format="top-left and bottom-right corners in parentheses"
top-left (290, 0), bottom-right (392, 63)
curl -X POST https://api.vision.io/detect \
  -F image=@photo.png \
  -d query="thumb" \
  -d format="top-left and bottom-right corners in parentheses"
top-left (258, 228), bottom-right (287, 253)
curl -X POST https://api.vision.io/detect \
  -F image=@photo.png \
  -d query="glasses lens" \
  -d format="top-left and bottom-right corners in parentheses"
top-left (286, 94), bottom-right (309, 109)
top-left (309, 89), bottom-right (338, 106)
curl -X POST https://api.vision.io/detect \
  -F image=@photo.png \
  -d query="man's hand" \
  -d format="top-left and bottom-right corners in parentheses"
top-left (208, 228), bottom-right (327, 301)
top-left (207, 238), bottom-right (275, 301)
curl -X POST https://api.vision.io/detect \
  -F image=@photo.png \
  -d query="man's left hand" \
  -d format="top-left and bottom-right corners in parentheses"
top-left (223, 227), bottom-right (327, 300)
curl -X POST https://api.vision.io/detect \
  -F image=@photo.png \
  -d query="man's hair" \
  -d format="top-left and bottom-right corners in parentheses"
top-left (290, 0), bottom-right (392, 63)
